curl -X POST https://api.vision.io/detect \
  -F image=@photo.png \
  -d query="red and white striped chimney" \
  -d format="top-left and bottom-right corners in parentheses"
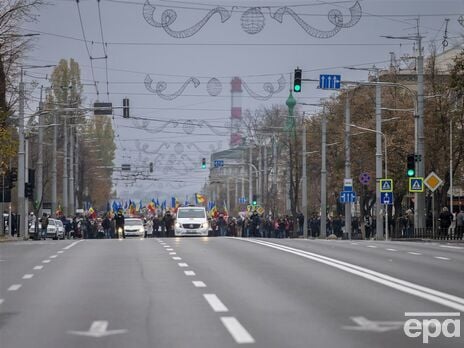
top-left (230, 77), bottom-right (242, 147)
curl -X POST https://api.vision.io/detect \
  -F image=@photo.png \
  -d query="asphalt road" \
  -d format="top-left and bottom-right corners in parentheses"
top-left (0, 237), bottom-right (463, 348)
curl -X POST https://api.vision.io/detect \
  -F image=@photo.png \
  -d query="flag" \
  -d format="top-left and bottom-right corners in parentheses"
top-left (56, 204), bottom-right (63, 217)
top-left (161, 200), bottom-right (166, 210)
top-left (195, 193), bottom-right (206, 204)
top-left (88, 206), bottom-right (97, 219)
top-left (148, 200), bottom-right (156, 213)
top-left (223, 200), bottom-right (228, 216)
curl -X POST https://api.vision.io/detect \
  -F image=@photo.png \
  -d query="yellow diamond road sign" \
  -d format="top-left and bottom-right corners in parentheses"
top-left (424, 172), bottom-right (443, 192)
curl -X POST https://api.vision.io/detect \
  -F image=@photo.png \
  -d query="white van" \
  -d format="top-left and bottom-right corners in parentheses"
top-left (174, 206), bottom-right (209, 237)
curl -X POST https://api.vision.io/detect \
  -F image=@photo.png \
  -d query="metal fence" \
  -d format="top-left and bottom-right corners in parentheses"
top-left (390, 226), bottom-right (464, 240)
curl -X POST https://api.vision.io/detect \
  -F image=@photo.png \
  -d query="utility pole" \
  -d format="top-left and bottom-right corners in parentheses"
top-left (320, 107), bottom-right (327, 238)
top-left (36, 87), bottom-right (44, 218)
top-left (375, 77), bottom-right (383, 240)
top-left (51, 110), bottom-right (57, 216)
top-left (69, 125), bottom-right (75, 216)
top-left (302, 114), bottom-right (308, 238)
top-left (17, 68), bottom-right (26, 239)
top-left (344, 94), bottom-right (352, 240)
top-left (62, 111), bottom-right (68, 217)
top-left (416, 22), bottom-right (426, 230)
top-left (273, 135), bottom-right (277, 218)
top-left (249, 145), bottom-right (253, 205)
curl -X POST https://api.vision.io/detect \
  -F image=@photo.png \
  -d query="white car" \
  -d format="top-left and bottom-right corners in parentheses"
top-left (175, 206), bottom-right (209, 237)
top-left (124, 218), bottom-right (145, 237)
top-left (47, 219), bottom-right (64, 240)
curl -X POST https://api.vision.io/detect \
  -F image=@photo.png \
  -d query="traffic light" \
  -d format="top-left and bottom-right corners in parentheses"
top-left (149, 162), bottom-right (154, 173)
top-left (123, 97), bottom-right (129, 118)
top-left (25, 183), bottom-right (34, 199)
top-left (407, 153), bottom-right (415, 177)
top-left (252, 194), bottom-right (257, 206)
top-left (9, 168), bottom-right (17, 183)
top-left (293, 68), bottom-right (302, 93)
top-left (201, 158), bottom-right (206, 169)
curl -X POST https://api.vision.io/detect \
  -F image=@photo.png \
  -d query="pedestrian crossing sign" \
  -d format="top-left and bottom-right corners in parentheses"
top-left (409, 177), bottom-right (424, 192)
top-left (380, 179), bottom-right (393, 192)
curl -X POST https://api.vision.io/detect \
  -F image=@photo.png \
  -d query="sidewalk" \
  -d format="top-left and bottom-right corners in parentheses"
top-left (0, 235), bottom-right (24, 243)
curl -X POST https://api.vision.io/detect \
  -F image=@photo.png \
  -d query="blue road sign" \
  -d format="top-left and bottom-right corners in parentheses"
top-left (339, 191), bottom-right (356, 203)
top-left (359, 172), bottom-right (371, 185)
top-left (409, 177), bottom-right (424, 192)
top-left (214, 160), bottom-right (224, 168)
top-left (380, 179), bottom-right (393, 192)
top-left (319, 74), bottom-right (341, 90)
top-left (380, 192), bottom-right (394, 205)
top-left (238, 197), bottom-right (247, 204)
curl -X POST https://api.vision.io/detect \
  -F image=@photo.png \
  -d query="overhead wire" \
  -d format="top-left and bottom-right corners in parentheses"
top-left (75, 0), bottom-right (100, 97)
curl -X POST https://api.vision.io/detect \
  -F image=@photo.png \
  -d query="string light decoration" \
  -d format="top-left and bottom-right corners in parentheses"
top-left (144, 74), bottom-right (286, 100)
top-left (131, 117), bottom-right (229, 136)
top-left (142, 1), bottom-right (362, 39)
top-left (144, 75), bottom-right (200, 100)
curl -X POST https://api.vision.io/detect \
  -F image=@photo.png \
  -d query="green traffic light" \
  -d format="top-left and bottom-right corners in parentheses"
top-left (202, 164), bottom-right (206, 169)
top-left (294, 85), bottom-right (301, 92)
top-left (407, 169), bottom-right (415, 177)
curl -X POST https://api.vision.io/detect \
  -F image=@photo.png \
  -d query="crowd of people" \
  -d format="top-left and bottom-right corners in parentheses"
top-left (4, 205), bottom-right (464, 240)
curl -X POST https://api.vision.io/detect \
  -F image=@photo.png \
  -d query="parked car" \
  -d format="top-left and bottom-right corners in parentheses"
top-left (29, 218), bottom-right (64, 240)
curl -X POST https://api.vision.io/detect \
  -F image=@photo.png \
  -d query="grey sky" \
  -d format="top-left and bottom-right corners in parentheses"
top-left (21, 0), bottom-right (464, 203)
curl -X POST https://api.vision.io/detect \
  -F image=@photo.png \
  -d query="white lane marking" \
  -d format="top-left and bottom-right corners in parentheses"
top-left (8, 284), bottom-right (22, 291)
top-left (163, 245), bottom-right (170, 248)
top-left (68, 320), bottom-right (127, 337)
top-left (0, 299), bottom-right (4, 305)
top-left (408, 252), bottom-right (422, 255)
top-left (351, 242), bottom-right (359, 245)
top-left (57, 251), bottom-right (64, 254)
top-left (440, 245), bottom-right (463, 250)
top-left (367, 245), bottom-right (377, 248)
top-left (203, 294), bottom-right (229, 312)
top-left (50, 255), bottom-right (58, 258)
top-left (166, 248), bottom-right (174, 251)
top-left (178, 263), bottom-right (188, 267)
top-left (434, 256), bottom-right (451, 261)
top-left (192, 281), bottom-right (206, 288)
top-left (172, 257), bottom-right (182, 260)
top-left (22, 274), bottom-right (34, 279)
top-left (33, 265), bottom-right (44, 270)
top-left (169, 252), bottom-right (176, 255)
top-left (184, 270), bottom-right (196, 276)
top-left (63, 240), bottom-right (83, 250)
top-left (386, 248), bottom-right (397, 251)
top-left (42, 260), bottom-right (51, 263)
top-left (221, 317), bottom-right (255, 344)
top-left (237, 239), bottom-right (464, 312)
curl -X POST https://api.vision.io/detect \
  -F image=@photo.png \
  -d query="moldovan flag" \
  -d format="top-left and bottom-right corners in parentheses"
top-left (195, 193), bottom-right (206, 204)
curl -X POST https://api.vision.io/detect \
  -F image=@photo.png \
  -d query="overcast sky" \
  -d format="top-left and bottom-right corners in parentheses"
top-left (21, 0), bottom-right (464, 202)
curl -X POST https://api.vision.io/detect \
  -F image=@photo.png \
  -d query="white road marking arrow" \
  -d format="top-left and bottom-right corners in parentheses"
top-left (68, 321), bottom-right (128, 338)
top-left (342, 316), bottom-right (403, 332)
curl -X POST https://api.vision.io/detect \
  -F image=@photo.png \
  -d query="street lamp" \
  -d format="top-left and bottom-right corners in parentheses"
top-left (17, 64), bottom-right (55, 239)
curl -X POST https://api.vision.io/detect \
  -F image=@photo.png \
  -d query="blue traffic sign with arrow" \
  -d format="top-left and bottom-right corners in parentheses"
top-left (339, 191), bottom-right (356, 203)
top-left (319, 74), bottom-right (341, 90)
